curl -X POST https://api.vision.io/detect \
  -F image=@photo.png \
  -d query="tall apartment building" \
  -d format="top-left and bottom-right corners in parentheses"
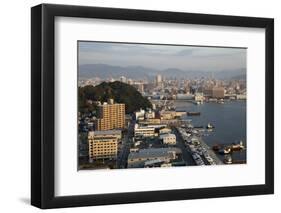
top-left (155, 74), bottom-right (163, 87)
top-left (212, 87), bottom-right (225, 98)
top-left (88, 131), bottom-right (118, 161)
top-left (95, 99), bottom-right (125, 131)
top-left (203, 87), bottom-right (225, 98)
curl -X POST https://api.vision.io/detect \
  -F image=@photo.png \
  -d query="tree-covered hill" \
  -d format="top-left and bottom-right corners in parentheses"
top-left (79, 81), bottom-right (152, 114)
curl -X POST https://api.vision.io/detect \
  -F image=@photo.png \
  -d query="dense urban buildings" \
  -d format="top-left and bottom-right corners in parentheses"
top-left (78, 76), bottom-right (247, 170)
top-left (78, 41), bottom-right (247, 170)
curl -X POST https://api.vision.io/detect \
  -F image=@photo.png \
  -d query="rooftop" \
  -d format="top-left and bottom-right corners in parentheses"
top-left (92, 130), bottom-right (122, 135)
top-left (159, 133), bottom-right (176, 139)
top-left (128, 147), bottom-right (181, 160)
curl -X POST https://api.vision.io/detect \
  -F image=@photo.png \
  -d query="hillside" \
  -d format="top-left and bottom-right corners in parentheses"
top-left (79, 81), bottom-right (152, 114)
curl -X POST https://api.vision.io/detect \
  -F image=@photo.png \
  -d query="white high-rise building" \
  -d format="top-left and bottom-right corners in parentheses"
top-left (156, 74), bottom-right (162, 86)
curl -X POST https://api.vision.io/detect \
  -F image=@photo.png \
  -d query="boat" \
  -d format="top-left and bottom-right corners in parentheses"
top-left (230, 140), bottom-right (245, 151)
top-left (218, 99), bottom-right (225, 104)
top-left (194, 101), bottom-right (203, 105)
top-left (206, 123), bottom-right (215, 129)
top-left (187, 111), bottom-right (201, 116)
top-left (218, 147), bottom-right (231, 155)
top-left (212, 144), bottom-right (221, 151)
top-left (224, 155), bottom-right (232, 164)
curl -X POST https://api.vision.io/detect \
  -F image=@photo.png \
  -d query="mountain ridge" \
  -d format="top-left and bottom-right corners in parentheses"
top-left (79, 64), bottom-right (246, 80)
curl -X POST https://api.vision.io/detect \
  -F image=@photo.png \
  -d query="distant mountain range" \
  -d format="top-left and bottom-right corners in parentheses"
top-left (79, 64), bottom-right (246, 80)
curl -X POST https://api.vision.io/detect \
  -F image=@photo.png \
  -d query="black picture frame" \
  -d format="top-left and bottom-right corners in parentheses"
top-left (31, 3), bottom-right (274, 209)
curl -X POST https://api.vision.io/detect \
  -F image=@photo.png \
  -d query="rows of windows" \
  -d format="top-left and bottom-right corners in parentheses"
top-left (91, 147), bottom-right (117, 151)
top-left (89, 149), bottom-right (117, 152)
top-left (89, 145), bottom-right (117, 148)
top-left (93, 151), bottom-right (117, 154)
top-left (91, 156), bottom-right (117, 159)
top-left (91, 142), bottom-right (117, 145)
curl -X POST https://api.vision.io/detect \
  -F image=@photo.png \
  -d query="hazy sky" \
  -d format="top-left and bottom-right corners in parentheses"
top-left (78, 41), bottom-right (246, 72)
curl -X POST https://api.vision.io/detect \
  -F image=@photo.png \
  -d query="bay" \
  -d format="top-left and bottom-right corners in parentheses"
top-left (175, 100), bottom-right (247, 162)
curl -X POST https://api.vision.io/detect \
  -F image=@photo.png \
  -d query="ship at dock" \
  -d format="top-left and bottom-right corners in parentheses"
top-left (174, 100), bottom-right (246, 165)
top-left (213, 140), bottom-right (245, 155)
top-left (186, 111), bottom-right (201, 116)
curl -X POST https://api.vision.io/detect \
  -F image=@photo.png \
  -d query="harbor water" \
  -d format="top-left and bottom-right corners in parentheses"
top-left (175, 100), bottom-right (246, 163)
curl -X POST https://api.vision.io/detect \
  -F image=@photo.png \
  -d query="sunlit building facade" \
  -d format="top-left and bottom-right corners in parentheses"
top-left (88, 131), bottom-right (118, 161)
top-left (95, 99), bottom-right (125, 131)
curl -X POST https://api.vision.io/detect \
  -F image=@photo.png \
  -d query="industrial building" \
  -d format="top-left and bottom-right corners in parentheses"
top-left (127, 148), bottom-right (181, 168)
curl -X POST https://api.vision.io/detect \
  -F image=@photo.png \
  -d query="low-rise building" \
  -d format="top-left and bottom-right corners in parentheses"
top-left (139, 118), bottom-right (161, 125)
top-left (127, 147), bottom-right (181, 168)
top-left (147, 124), bottom-right (167, 129)
top-left (236, 94), bottom-right (247, 100)
top-left (134, 124), bottom-right (157, 138)
top-left (194, 92), bottom-right (204, 102)
top-left (160, 133), bottom-right (177, 145)
top-left (145, 110), bottom-right (155, 119)
top-left (159, 127), bottom-right (172, 134)
top-left (88, 131), bottom-right (118, 162)
top-left (135, 109), bottom-right (145, 120)
top-left (160, 111), bottom-right (175, 120)
top-left (160, 111), bottom-right (186, 120)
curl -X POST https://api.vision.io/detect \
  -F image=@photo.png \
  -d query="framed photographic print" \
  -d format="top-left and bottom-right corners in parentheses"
top-left (31, 4), bottom-right (274, 209)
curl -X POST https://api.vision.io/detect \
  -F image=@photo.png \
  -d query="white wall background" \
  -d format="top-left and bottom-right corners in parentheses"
top-left (0, 0), bottom-right (279, 212)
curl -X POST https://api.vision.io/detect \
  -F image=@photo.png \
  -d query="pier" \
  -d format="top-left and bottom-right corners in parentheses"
top-left (175, 126), bottom-right (223, 166)
top-left (198, 138), bottom-right (223, 165)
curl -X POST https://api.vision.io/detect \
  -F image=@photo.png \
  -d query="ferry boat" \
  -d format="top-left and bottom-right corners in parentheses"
top-left (213, 141), bottom-right (245, 153)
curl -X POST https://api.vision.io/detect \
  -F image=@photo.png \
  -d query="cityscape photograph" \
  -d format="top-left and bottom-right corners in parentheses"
top-left (78, 41), bottom-right (247, 170)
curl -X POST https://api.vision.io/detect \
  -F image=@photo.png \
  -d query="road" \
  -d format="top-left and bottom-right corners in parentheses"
top-left (117, 121), bottom-right (135, 168)
top-left (173, 128), bottom-right (196, 166)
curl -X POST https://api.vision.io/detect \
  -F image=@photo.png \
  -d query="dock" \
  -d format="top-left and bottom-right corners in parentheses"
top-left (198, 138), bottom-right (223, 165)
top-left (176, 127), bottom-right (223, 166)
